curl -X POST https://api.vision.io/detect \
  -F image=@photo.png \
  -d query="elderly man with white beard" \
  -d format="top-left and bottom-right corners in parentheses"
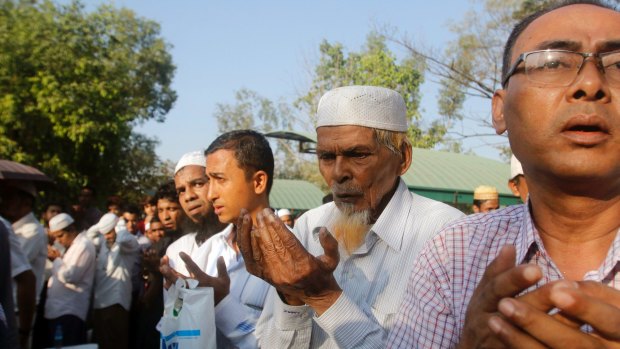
top-left (237, 85), bottom-right (464, 348)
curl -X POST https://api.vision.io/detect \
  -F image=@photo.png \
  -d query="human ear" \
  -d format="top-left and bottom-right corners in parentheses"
top-left (253, 171), bottom-right (268, 195)
top-left (492, 90), bottom-right (507, 135)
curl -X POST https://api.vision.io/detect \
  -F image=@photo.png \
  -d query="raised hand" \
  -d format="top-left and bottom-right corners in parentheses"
top-left (237, 207), bottom-right (341, 314)
top-left (179, 252), bottom-right (230, 305)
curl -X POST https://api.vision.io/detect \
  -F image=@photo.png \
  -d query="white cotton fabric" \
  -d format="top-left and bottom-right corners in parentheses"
top-left (255, 179), bottom-right (464, 348)
top-left (511, 154), bottom-right (524, 179)
top-left (12, 213), bottom-right (47, 305)
top-left (316, 86), bottom-right (408, 132)
top-left (49, 213), bottom-right (74, 233)
top-left (45, 232), bottom-right (96, 321)
top-left (174, 150), bottom-right (205, 175)
top-left (165, 225), bottom-right (271, 349)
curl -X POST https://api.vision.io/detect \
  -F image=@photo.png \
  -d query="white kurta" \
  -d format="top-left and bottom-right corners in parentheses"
top-left (165, 226), bottom-right (270, 349)
top-left (255, 178), bottom-right (465, 348)
top-left (45, 233), bottom-right (96, 321)
top-left (93, 230), bottom-right (140, 311)
top-left (12, 212), bottom-right (47, 304)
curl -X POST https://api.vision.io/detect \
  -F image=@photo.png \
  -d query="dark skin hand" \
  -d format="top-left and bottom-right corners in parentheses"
top-left (237, 208), bottom-right (341, 315)
top-left (457, 246), bottom-right (543, 349)
top-left (459, 246), bottom-right (620, 349)
top-left (489, 280), bottom-right (620, 348)
top-left (159, 253), bottom-right (230, 305)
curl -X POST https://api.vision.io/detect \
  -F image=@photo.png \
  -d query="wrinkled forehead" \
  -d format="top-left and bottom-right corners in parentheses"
top-left (511, 4), bottom-right (620, 61)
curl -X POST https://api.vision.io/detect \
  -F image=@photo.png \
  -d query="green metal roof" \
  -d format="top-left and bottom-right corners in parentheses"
top-left (270, 179), bottom-right (325, 210)
top-left (403, 148), bottom-right (520, 206)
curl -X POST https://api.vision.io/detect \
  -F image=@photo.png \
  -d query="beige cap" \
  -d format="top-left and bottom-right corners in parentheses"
top-left (316, 86), bottom-right (408, 132)
top-left (277, 208), bottom-right (291, 217)
top-left (474, 185), bottom-right (499, 200)
top-left (49, 213), bottom-right (74, 233)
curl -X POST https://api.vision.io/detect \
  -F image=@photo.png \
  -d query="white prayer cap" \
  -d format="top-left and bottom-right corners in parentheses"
top-left (277, 208), bottom-right (291, 217)
top-left (97, 213), bottom-right (119, 234)
top-left (49, 213), bottom-right (74, 233)
top-left (510, 155), bottom-right (524, 180)
top-left (316, 85), bottom-right (408, 132)
top-left (174, 150), bottom-right (205, 175)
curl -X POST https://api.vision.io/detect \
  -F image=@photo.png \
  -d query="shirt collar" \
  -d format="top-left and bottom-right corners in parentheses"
top-left (368, 178), bottom-right (412, 252)
top-left (515, 203), bottom-right (538, 264)
top-left (12, 212), bottom-right (37, 230)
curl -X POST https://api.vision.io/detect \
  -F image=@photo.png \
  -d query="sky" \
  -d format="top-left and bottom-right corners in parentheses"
top-left (77, 0), bottom-right (506, 163)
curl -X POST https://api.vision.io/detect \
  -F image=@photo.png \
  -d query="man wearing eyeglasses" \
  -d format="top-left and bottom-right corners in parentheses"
top-left (388, 1), bottom-right (620, 348)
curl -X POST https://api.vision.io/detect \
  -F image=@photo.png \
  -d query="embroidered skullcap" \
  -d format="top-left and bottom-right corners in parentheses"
top-left (510, 155), bottom-right (524, 180)
top-left (316, 86), bottom-right (408, 132)
top-left (174, 150), bottom-right (205, 175)
top-left (277, 209), bottom-right (291, 217)
top-left (97, 213), bottom-right (119, 234)
top-left (473, 185), bottom-right (499, 201)
top-left (49, 213), bottom-right (74, 233)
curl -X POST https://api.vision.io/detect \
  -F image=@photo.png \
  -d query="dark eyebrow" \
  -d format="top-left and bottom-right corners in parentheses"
top-left (598, 40), bottom-right (620, 53)
top-left (534, 40), bottom-right (580, 51)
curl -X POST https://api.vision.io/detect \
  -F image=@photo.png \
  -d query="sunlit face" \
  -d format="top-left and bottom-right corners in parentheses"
top-left (143, 203), bottom-right (156, 217)
top-left (473, 199), bottom-right (500, 213)
top-left (147, 221), bottom-right (165, 243)
top-left (175, 165), bottom-right (213, 223)
top-left (54, 229), bottom-right (77, 249)
top-left (280, 215), bottom-right (293, 228)
top-left (494, 4), bottom-right (620, 187)
top-left (123, 212), bottom-right (139, 234)
top-left (43, 205), bottom-right (62, 223)
top-left (316, 125), bottom-right (407, 221)
top-left (157, 199), bottom-right (184, 231)
top-left (103, 229), bottom-right (116, 246)
top-left (206, 149), bottom-right (263, 224)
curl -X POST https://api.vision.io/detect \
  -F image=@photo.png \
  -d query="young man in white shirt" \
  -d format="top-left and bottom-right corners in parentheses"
top-left (90, 213), bottom-right (139, 349)
top-left (45, 213), bottom-right (95, 346)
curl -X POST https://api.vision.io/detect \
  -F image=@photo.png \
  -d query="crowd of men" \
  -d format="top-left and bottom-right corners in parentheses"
top-left (1, 1), bottom-right (619, 348)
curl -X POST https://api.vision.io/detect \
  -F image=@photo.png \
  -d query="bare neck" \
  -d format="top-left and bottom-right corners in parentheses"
top-left (528, 180), bottom-right (620, 280)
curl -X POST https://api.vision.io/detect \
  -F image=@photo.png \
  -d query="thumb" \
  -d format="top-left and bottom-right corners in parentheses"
top-left (318, 228), bottom-right (339, 272)
top-left (216, 256), bottom-right (229, 282)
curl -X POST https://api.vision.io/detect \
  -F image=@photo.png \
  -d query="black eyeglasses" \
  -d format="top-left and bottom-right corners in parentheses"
top-left (502, 49), bottom-right (620, 87)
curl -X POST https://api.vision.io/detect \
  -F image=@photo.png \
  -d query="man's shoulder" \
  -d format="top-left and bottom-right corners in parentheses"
top-left (409, 193), bottom-right (465, 220)
top-left (72, 233), bottom-right (96, 256)
top-left (166, 233), bottom-right (197, 255)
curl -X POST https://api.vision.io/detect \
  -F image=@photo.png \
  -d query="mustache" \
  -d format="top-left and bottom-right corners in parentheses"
top-left (331, 183), bottom-right (364, 196)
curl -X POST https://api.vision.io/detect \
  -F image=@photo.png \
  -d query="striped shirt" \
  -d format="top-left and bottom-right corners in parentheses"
top-left (256, 178), bottom-right (464, 348)
top-left (387, 204), bottom-right (620, 348)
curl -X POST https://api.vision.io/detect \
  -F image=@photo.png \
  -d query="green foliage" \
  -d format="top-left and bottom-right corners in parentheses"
top-left (296, 33), bottom-right (442, 148)
top-left (0, 0), bottom-right (176, 202)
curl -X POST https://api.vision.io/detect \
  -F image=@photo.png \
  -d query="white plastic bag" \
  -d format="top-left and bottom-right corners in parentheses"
top-left (158, 280), bottom-right (216, 349)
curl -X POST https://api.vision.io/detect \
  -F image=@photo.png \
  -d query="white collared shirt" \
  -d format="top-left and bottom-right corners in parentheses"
top-left (93, 230), bottom-right (140, 310)
top-left (45, 233), bottom-right (96, 320)
top-left (12, 212), bottom-right (47, 304)
top-left (165, 225), bottom-right (271, 349)
top-left (256, 178), bottom-right (465, 348)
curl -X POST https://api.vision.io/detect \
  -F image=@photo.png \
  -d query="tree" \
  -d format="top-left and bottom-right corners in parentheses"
top-left (297, 32), bottom-right (450, 149)
top-left (0, 0), bottom-right (176, 202)
top-left (385, 0), bottom-right (562, 158)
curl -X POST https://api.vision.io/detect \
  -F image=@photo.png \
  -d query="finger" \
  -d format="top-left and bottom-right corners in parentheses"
top-left (476, 246), bottom-right (543, 312)
top-left (317, 228), bottom-right (339, 272)
top-left (497, 297), bottom-right (598, 348)
top-left (179, 252), bottom-right (209, 280)
top-left (216, 256), bottom-right (229, 283)
top-left (265, 208), bottom-right (308, 261)
top-left (550, 282), bottom-right (620, 340)
top-left (263, 208), bottom-right (288, 255)
top-left (488, 315), bottom-right (547, 349)
top-left (256, 210), bottom-right (277, 256)
top-left (577, 280), bottom-right (620, 308)
top-left (517, 280), bottom-right (583, 328)
top-left (236, 209), bottom-right (253, 257)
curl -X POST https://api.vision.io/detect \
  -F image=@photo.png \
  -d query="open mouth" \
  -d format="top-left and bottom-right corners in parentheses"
top-left (561, 115), bottom-right (610, 145)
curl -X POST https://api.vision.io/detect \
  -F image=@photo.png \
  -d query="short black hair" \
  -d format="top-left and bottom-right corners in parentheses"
top-left (123, 204), bottom-right (141, 216)
top-left (156, 180), bottom-right (179, 203)
top-left (205, 130), bottom-right (275, 194)
top-left (502, 0), bottom-right (617, 87)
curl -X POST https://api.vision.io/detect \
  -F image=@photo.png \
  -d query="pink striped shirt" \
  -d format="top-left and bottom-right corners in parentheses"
top-left (387, 204), bottom-right (620, 348)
